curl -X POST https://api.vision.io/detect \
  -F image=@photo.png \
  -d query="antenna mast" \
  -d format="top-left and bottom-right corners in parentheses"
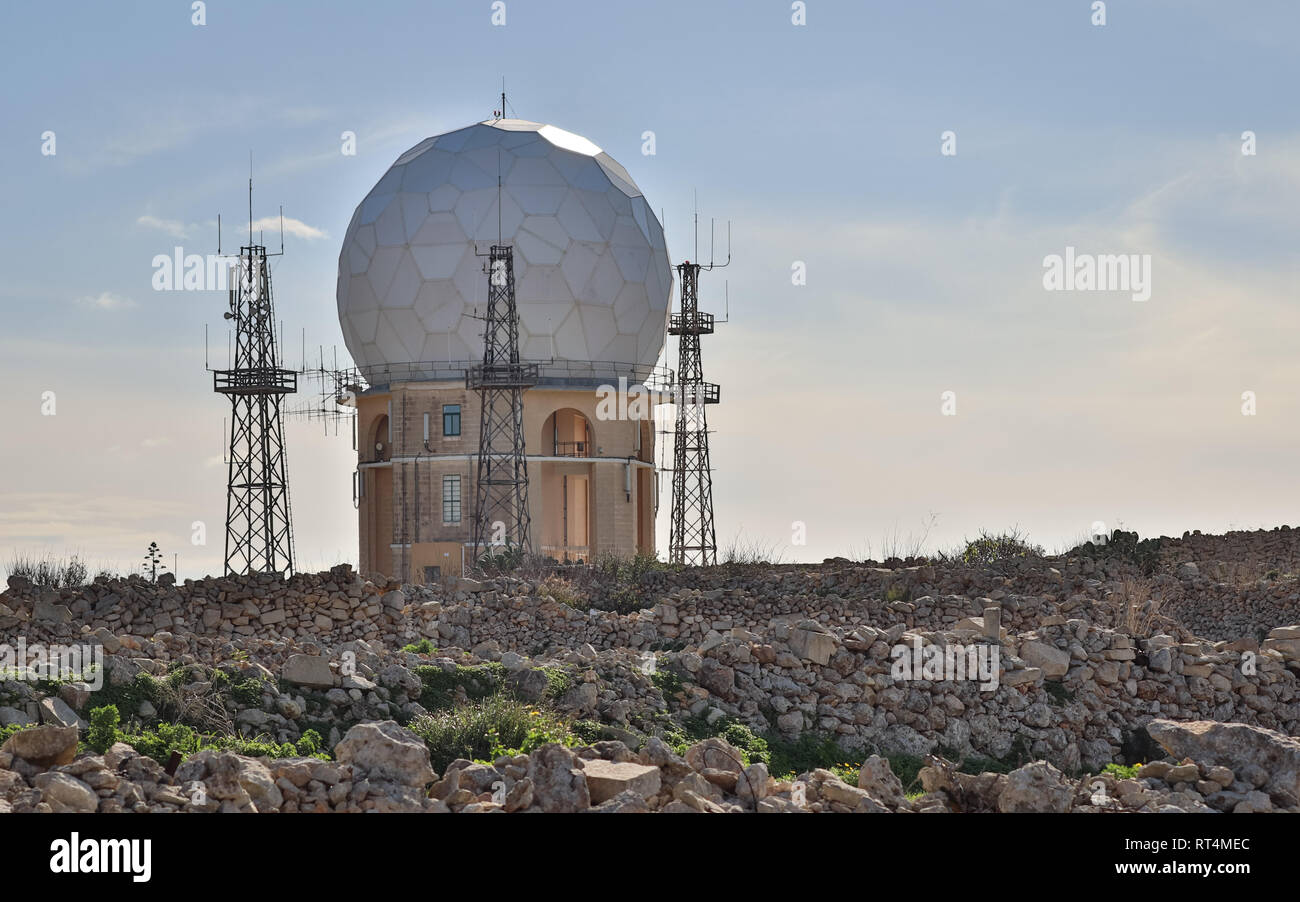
top-left (467, 242), bottom-right (538, 567)
top-left (212, 168), bottom-right (298, 576)
top-left (668, 206), bottom-right (731, 567)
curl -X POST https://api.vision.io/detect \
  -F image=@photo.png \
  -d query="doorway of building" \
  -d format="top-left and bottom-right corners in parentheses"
top-left (561, 473), bottom-right (589, 561)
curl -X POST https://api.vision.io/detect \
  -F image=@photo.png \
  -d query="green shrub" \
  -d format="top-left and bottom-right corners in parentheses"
top-left (1102, 762), bottom-right (1141, 780)
top-left (540, 667), bottom-right (574, 700)
top-left (592, 552), bottom-right (666, 582)
top-left (295, 729), bottom-right (324, 756)
top-left (228, 675), bottom-right (267, 707)
top-left (538, 576), bottom-right (583, 608)
top-left (656, 715), bottom-right (770, 768)
top-left (401, 638), bottom-right (436, 655)
top-left (959, 529), bottom-right (1043, 566)
top-left (650, 667), bottom-right (684, 699)
top-left (765, 731), bottom-right (849, 778)
top-left (570, 720), bottom-right (604, 744)
top-left (408, 694), bottom-right (574, 773)
top-left (128, 720), bottom-right (204, 761)
top-left (718, 721), bottom-right (770, 767)
top-left (476, 542), bottom-right (526, 575)
top-left (5, 551), bottom-right (89, 588)
top-left (87, 705), bottom-right (124, 753)
top-left (612, 585), bottom-right (652, 614)
top-left (85, 672), bottom-right (163, 718)
top-left (413, 663), bottom-right (506, 711)
top-left (85, 704), bottom-right (325, 762)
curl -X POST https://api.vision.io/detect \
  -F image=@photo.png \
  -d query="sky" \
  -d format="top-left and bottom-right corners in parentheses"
top-left (1, 0), bottom-right (1298, 578)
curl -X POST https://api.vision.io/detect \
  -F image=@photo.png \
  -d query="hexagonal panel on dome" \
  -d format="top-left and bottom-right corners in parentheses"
top-left (337, 118), bottom-right (673, 378)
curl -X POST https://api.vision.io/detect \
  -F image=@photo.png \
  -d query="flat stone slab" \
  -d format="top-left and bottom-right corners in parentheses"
top-left (1018, 641), bottom-right (1069, 679)
top-left (281, 654), bottom-right (335, 689)
top-left (581, 759), bottom-right (661, 803)
top-left (789, 627), bottom-right (837, 666)
top-left (34, 600), bottom-right (72, 623)
top-left (1000, 667), bottom-right (1043, 687)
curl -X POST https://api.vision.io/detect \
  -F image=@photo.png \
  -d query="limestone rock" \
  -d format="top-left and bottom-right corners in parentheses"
top-left (1018, 641), bottom-right (1070, 679)
top-left (581, 759), bottom-right (661, 803)
top-left (684, 737), bottom-right (746, 774)
top-left (38, 697), bottom-right (85, 730)
top-left (590, 789), bottom-right (651, 812)
top-left (527, 743), bottom-right (590, 812)
top-left (858, 755), bottom-right (907, 808)
top-left (334, 721), bottom-right (435, 788)
top-left (34, 600), bottom-right (72, 623)
top-left (282, 654), bottom-right (335, 689)
top-left (789, 624), bottom-right (837, 665)
top-left (34, 773), bottom-right (99, 812)
top-left (1145, 719), bottom-right (1300, 805)
top-left (1, 725), bottom-right (79, 768)
top-left (997, 761), bottom-right (1073, 813)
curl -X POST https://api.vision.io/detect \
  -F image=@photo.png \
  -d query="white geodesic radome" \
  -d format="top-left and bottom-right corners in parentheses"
top-left (336, 118), bottom-right (672, 379)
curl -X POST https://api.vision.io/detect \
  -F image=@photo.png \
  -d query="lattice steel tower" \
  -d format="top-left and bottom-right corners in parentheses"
top-left (668, 259), bottom-right (722, 566)
top-left (467, 244), bottom-right (538, 565)
top-left (214, 242), bottom-right (297, 576)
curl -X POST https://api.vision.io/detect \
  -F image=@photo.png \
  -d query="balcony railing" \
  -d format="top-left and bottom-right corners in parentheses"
top-left (553, 441), bottom-right (590, 458)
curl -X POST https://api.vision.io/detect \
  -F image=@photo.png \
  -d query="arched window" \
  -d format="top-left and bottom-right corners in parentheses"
top-left (542, 408), bottom-right (594, 457)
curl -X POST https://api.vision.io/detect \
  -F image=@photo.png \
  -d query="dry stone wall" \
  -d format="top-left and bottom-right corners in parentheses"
top-left (2, 525), bottom-right (1300, 813)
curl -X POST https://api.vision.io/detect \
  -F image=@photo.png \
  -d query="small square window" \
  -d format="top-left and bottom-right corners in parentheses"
top-left (443, 404), bottom-right (461, 437)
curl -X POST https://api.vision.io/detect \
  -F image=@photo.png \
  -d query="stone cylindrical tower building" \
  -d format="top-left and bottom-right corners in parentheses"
top-left (336, 118), bottom-right (672, 581)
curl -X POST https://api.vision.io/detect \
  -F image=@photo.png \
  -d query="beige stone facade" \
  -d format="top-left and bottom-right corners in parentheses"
top-left (355, 380), bottom-right (657, 581)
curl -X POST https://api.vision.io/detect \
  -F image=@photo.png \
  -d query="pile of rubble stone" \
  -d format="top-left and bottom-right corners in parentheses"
top-left (3, 716), bottom-right (1296, 813)
top-left (3, 525), bottom-right (1300, 814)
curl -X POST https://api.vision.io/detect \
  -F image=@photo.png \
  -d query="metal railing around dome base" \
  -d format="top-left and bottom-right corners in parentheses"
top-left (354, 358), bottom-right (674, 392)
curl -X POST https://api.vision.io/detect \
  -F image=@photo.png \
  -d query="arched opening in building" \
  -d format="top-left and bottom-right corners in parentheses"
top-left (541, 408), bottom-right (594, 458)
top-left (539, 408), bottom-right (594, 561)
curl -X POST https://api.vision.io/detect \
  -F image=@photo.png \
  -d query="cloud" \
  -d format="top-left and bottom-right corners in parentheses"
top-left (74, 292), bottom-right (137, 311)
top-left (137, 207), bottom-right (325, 248)
top-left (136, 214), bottom-right (192, 238)
top-left (140, 437), bottom-right (172, 449)
top-left (248, 215), bottom-right (328, 240)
